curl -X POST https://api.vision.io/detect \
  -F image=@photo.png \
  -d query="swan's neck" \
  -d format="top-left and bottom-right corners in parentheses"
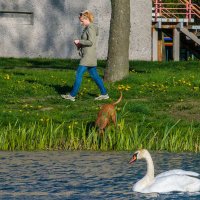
top-left (133, 151), bottom-right (155, 192)
top-left (144, 151), bottom-right (154, 181)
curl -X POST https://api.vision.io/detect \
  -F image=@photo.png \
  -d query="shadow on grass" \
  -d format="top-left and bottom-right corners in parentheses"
top-left (25, 79), bottom-right (73, 94)
top-left (86, 92), bottom-right (98, 98)
top-left (52, 84), bottom-right (72, 95)
top-left (2, 65), bottom-right (77, 71)
top-left (0, 58), bottom-right (79, 70)
top-left (0, 58), bottom-right (107, 70)
top-left (24, 78), bottom-right (103, 97)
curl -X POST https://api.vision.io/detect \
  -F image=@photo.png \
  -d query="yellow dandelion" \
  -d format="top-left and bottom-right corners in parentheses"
top-left (193, 87), bottom-right (199, 91)
top-left (4, 74), bottom-right (10, 80)
top-left (118, 86), bottom-right (122, 90)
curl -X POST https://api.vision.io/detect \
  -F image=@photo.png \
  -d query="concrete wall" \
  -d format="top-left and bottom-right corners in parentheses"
top-left (0, 0), bottom-right (152, 60)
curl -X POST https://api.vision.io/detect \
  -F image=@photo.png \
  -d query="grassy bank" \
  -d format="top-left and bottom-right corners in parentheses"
top-left (0, 58), bottom-right (200, 152)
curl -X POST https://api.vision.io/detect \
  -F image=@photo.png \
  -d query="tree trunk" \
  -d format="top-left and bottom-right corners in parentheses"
top-left (104, 0), bottom-right (130, 82)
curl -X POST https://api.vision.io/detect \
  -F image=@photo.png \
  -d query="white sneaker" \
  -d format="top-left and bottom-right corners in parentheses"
top-left (61, 94), bottom-right (75, 102)
top-left (95, 94), bottom-right (109, 100)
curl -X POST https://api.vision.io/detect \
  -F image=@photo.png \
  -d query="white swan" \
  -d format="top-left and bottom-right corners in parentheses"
top-left (129, 149), bottom-right (200, 193)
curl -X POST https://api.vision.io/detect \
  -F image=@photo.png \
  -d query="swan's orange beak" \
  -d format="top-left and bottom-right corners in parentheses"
top-left (129, 154), bottom-right (137, 164)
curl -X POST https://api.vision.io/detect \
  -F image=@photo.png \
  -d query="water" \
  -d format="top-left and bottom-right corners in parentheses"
top-left (0, 151), bottom-right (199, 200)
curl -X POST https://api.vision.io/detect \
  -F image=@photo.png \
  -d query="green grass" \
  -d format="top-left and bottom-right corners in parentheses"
top-left (0, 58), bottom-right (200, 152)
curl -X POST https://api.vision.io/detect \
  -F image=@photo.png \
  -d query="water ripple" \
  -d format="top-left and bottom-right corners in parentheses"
top-left (0, 151), bottom-right (199, 199)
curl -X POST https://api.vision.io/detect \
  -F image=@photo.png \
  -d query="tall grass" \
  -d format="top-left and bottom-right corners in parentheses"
top-left (0, 119), bottom-right (199, 152)
top-left (1, 58), bottom-right (200, 152)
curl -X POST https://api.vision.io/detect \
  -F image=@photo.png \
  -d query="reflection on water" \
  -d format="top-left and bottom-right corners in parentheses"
top-left (0, 151), bottom-right (199, 200)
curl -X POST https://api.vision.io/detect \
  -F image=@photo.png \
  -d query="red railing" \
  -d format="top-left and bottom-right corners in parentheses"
top-left (153, 0), bottom-right (200, 22)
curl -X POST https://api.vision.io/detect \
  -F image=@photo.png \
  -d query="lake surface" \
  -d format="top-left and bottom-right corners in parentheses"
top-left (0, 151), bottom-right (199, 200)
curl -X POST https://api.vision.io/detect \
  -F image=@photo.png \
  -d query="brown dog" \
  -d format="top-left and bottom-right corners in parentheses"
top-left (95, 92), bottom-right (122, 134)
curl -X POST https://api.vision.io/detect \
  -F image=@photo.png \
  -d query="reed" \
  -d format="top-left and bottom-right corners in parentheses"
top-left (1, 58), bottom-right (200, 152)
top-left (0, 120), bottom-right (199, 152)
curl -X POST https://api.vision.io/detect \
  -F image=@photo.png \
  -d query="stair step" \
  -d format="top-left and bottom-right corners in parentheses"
top-left (180, 27), bottom-right (200, 45)
top-left (152, 13), bottom-right (161, 17)
top-left (191, 26), bottom-right (200, 30)
top-left (152, 18), bottom-right (194, 23)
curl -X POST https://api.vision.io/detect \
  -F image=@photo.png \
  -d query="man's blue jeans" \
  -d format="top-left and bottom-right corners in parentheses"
top-left (70, 65), bottom-right (107, 97)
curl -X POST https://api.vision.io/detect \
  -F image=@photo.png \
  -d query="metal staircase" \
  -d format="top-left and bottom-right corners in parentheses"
top-left (152, 0), bottom-right (200, 61)
top-left (180, 27), bottom-right (200, 45)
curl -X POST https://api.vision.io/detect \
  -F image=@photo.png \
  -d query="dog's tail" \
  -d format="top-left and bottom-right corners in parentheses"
top-left (113, 91), bottom-right (122, 106)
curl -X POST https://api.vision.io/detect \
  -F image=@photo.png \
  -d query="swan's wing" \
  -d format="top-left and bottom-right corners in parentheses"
top-left (143, 174), bottom-right (200, 193)
top-left (156, 169), bottom-right (199, 179)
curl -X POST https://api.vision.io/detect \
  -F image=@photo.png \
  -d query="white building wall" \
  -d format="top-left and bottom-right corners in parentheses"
top-left (0, 0), bottom-right (152, 60)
